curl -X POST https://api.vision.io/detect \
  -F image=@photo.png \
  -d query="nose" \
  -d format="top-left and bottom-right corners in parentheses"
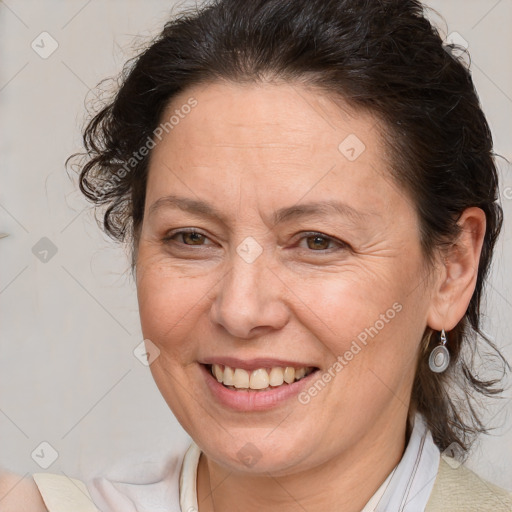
top-left (209, 246), bottom-right (290, 339)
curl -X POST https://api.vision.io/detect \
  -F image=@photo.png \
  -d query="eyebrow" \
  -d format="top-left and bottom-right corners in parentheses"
top-left (147, 194), bottom-right (372, 226)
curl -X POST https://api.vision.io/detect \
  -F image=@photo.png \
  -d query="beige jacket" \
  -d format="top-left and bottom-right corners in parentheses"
top-left (34, 455), bottom-right (512, 512)
top-left (425, 456), bottom-right (512, 511)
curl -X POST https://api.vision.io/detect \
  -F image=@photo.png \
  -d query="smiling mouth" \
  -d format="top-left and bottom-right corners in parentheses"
top-left (205, 363), bottom-right (318, 391)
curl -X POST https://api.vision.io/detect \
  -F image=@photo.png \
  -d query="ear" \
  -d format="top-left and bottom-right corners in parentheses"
top-left (426, 207), bottom-right (487, 331)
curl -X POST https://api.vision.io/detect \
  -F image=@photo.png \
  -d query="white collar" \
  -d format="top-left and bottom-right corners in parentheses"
top-left (179, 412), bottom-right (440, 512)
top-left (373, 412), bottom-right (440, 511)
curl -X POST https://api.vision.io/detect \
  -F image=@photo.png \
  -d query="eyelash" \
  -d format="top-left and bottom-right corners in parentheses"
top-left (162, 229), bottom-right (348, 253)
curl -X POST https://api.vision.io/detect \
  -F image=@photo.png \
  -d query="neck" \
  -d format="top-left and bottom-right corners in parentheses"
top-left (196, 410), bottom-right (410, 512)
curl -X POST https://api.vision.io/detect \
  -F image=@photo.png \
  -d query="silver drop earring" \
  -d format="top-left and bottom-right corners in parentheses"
top-left (429, 329), bottom-right (450, 373)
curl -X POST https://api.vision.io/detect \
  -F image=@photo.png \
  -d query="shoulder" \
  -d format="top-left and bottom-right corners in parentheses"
top-left (85, 443), bottom-right (191, 512)
top-left (425, 455), bottom-right (512, 511)
top-left (0, 443), bottom-right (192, 512)
top-left (0, 470), bottom-right (47, 512)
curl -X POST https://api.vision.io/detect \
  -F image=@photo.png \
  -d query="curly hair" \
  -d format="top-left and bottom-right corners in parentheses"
top-left (69, 0), bottom-right (510, 455)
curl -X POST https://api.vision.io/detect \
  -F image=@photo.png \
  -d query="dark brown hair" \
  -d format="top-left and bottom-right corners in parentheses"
top-left (70, 0), bottom-right (510, 455)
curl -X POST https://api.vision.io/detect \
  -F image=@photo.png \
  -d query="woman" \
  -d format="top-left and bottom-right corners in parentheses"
top-left (2, 0), bottom-right (511, 510)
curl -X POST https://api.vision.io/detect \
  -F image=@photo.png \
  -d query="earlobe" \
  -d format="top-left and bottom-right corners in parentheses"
top-left (426, 207), bottom-right (486, 331)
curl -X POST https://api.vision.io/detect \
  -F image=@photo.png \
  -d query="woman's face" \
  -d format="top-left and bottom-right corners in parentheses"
top-left (135, 81), bottom-right (435, 474)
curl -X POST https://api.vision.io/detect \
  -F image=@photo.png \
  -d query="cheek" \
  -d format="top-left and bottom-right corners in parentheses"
top-left (136, 256), bottom-right (214, 353)
top-left (283, 264), bottom-right (420, 386)
top-left (278, 262), bottom-right (399, 345)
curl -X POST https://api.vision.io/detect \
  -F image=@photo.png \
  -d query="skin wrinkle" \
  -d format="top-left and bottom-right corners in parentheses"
top-left (134, 81), bottom-right (485, 512)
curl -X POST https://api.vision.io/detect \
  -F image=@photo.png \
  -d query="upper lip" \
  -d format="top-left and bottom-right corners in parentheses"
top-left (200, 357), bottom-right (319, 372)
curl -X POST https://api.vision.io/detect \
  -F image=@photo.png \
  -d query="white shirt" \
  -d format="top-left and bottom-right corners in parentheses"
top-left (86, 412), bottom-right (440, 512)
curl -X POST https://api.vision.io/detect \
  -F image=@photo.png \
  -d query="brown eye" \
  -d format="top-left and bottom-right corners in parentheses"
top-left (163, 230), bottom-right (212, 246)
top-left (180, 232), bottom-right (207, 245)
top-left (306, 235), bottom-right (332, 250)
top-left (296, 232), bottom-right (348, 252)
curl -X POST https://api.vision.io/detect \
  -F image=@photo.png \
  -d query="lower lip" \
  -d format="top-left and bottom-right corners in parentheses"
top-left (199, 364), bottom-right (319, 412)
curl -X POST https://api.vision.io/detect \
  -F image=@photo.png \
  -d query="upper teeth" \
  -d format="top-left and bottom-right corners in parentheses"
top-left (210, 364), bottom-right (313, 390)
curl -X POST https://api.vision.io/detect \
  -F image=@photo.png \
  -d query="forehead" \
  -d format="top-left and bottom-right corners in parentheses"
top-left (145, 81), bottom-right (400, 219)
top-left (158, 80), bottom-right (380, 150)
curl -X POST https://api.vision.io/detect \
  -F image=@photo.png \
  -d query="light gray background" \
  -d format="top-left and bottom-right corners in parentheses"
top-left (1, 0), bottom-right (511, 491)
